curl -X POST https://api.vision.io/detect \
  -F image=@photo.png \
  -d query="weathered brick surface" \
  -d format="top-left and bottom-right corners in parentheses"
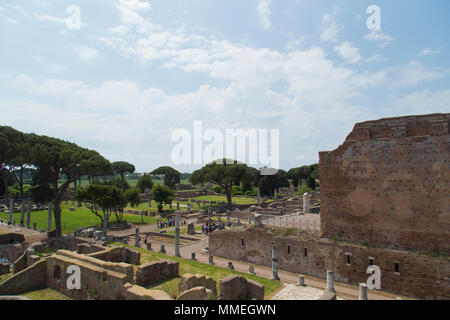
top-left (210, 226), bottom-right (450, 300)
top-left (0, 259), bottom-right (47, 295)
top-left (0, 263), bottom-right (10, 274)
top-left (178, 273), bottom-right (217, 296)
top-left (319, 114), bottom-right (450, 253)
top-left (219, 275), bottom-right (264, 300)
top-left (136, 260), bottom-right (179, 286)
top-left (88, 246), bottom-right (140, 265)
top-left (0, 233), bottom-right (24, 245)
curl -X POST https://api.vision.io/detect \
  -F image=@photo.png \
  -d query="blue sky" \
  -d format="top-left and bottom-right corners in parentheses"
top-left (0, 0), bottom-right (449, 173)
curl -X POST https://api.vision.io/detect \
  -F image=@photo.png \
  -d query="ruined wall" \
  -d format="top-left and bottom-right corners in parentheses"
top-left (87, 246), bottom-right (140, 265)
top-left (0, 233), bottom-right (25, 245)
top-left (56, 250), bottom-right (134, 283)
top-left (46, 254), bottom-right (130, 300)
top-left (135, 260), bottom-right (179, 287)
top-left (319, 114), bottom-right (450, 253)
top-left (0, 259), bottom-right (47, 295)
top-left (210, 227), bottom-right (450, 300)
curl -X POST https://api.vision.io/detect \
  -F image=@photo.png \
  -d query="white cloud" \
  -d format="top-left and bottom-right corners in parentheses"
top-left (257, 0), bottom-right (272, 30)
top-left (334, 42), bottom-right (361, 64)
top-left (393, 60), bottom-right (445, 87)
top-left (320, 13), bottom-right (340, 42)
top-left (365, 54), bottom-right (386, 63)
top-left (363, 30), bottom-right (394, 48)
top-left (35, 14), bottom-right (66, 24)
top-left (390, 89), bottom-right (450, 116)
top-left (418, 47), bottom-right (441, 57)
top-left (76, 46), bottom-right (102, 62)
top-left (2, 2), bottom-right (448, 172)
top-left (285, 37), bottom-right (304, 51)
top-left (119, 0), bottom-right (151, 11)
top-left (0, 6), bottom-right (18, 24)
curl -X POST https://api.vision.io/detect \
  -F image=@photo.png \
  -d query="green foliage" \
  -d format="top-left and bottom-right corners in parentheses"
top-left (30, 167), bottom-right (54, 203)
top-left (152, 166), bottom-right (181, 190)
top-left (288, 164), bottom-right (319, 189)
top-left (190, 159), bottom-right (253, 205)
top-left (27, 132), bottom-right (112, 235)
top-left (294, 184), bottom-right (313, 195)
top-left (152, 184), bottom-right (174, 213)
top-left (136, 173), bottom-right (154, 192)
top-left (256, 169), bottom-right (289, 197)
top-left (76, 184), bottom-right (128, 224)
top-left (231, 185), bottom-right (244, 196)
top-left (210, 185), bottom-right (223, 194)
top-left (112, 161), bottom-right (135, 191)
top-left (125, 188), bottom-right (141, 208)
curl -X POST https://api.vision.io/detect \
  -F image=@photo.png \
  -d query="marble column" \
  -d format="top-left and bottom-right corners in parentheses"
top-left (174, 212), bottom-right (181, 257)
top-left (8, 199), bottom-right (13, 224)
top-left (326, 270), bottom-right (336, 293)
top-left (135, 228), bottom-right (140, 248)
top-left (272, 242), bottom-right (280, 280)
top-left (20, 202), bottom-right (25, 227)
top-left (359, 283), bottom-right (368, 300)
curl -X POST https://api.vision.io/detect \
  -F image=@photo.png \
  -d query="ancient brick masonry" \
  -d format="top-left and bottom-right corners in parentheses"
top-left (136, 260), bottom-right (179, 286)
top-left (319, 114), bottom-right (450, 253)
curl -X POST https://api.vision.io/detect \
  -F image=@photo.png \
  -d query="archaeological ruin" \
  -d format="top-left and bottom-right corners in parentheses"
top-left (210, 113), bottom-right (450, 300)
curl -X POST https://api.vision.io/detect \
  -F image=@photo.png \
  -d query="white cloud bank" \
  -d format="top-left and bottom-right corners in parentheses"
top-left (257, 0), bottom-right (272, 30)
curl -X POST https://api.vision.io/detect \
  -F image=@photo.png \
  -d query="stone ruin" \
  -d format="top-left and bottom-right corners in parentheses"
top-left (209, 114), bottom-right (450, 300)
top-left (0, 232), bottom-right (266, 300)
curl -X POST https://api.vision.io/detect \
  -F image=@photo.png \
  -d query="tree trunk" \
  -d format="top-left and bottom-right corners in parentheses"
top-left (4, 179), bottom-right (8, 200)
top-left (226, 190), bottom-right (232, 207)
top-left (19, 167), bottom-right (24, 195)
top-left (54, 198), bottom-right (62, 237)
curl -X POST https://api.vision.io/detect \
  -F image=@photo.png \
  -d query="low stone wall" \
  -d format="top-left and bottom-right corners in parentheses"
top-left (136, 259), bottom-right (179, 286)
top-left (46, 254), bottom-right (130, 299)
top-left (178, 273), bottom-right (217, 296)
top-left (0, 243), bottom-right (22, 264)
top-left (0, 259), bottom-right (47, 295)
top-left (0, 263), bottom-right (10, 274)
top-left (88, 246), bottom-right (140, 265)
top-left (219, 275), bottom-right (264, 300)
top-left (210, 226), bottom-right (450, 300)
top-left (0, 233), bottom-right (25, 245)
top-left (177, 287), bottom-right (215, 300)
top-left (56, 250), bottom-right (134, 283)
top-left (77, 243), bottom-right (107, 255)
top-left (124, 283), bottom-right (171, 300)
top-left (48, 237), bottom-right (87, 251)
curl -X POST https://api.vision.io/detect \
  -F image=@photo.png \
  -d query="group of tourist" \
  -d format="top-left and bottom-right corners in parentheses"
top-left (157, 217), bottom-right (188, 229)
top-left (202, 222), bottom-right (225, 235)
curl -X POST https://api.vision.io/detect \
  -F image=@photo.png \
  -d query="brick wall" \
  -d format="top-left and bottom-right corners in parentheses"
top-left (210, 226), bottom-right (450, 300)
top-left (319, 113), bottom-right (450, 253)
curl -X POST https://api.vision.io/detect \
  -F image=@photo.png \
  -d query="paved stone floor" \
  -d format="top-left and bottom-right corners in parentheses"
top-left (0, 224), bottom-right (48, 243)
top-left (262, 213), bottom-right (320, 231)
top-left (271, 284), bottom-right (324, 300)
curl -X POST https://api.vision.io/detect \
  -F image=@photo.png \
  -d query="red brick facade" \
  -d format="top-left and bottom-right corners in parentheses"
top-left (319, 114), bottom-right (450, 253)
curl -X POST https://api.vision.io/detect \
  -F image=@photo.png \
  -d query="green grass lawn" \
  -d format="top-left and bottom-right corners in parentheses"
top-left (130, 200), bottom-right (191, 212)
top-left (193, 195), bottom-right (258, 205)
top-left (0, 272), bottom-right (12, 284)
top-left (166, 225), bottom-right (202, 235)
top-left (21, 287), bottom-right (72, 300)
top-left (0, 203), bottom-right (160, 235)
top-left (112, 243), bottom-right (282, 299)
